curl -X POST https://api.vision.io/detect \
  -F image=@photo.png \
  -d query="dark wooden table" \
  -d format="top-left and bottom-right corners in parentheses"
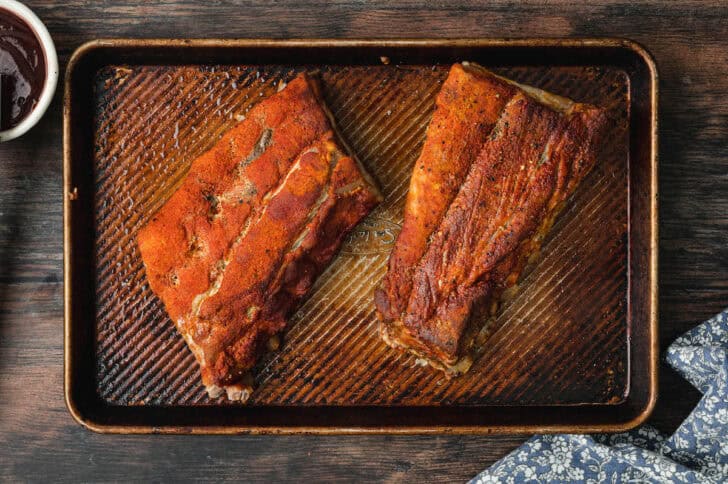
top-left (1, 1), bottom-right (726, 481)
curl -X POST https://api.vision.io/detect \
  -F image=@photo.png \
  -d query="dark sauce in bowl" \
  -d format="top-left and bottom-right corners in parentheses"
top-left (0, 7), bottom-right (46, 130)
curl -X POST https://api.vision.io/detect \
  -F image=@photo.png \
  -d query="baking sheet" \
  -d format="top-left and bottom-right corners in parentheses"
top-left (64, 39), bottom-right (657, 433)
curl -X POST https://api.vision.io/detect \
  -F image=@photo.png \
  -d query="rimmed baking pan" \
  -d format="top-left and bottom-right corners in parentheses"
top-left (64, 39), bottom-right (658, 434)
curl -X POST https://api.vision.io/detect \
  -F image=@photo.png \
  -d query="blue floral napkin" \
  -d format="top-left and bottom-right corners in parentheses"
top-left (472, 308), bottom-right (728, 483)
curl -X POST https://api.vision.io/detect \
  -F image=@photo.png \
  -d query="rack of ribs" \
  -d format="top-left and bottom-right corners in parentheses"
top-left (375, 63), bottom-right (609, 375)
top-left (137, 73), bottom-right (381, 401)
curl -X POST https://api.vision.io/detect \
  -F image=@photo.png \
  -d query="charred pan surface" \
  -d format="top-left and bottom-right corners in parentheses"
top-left (377, 64), bottom-right (609, 375)
top-left (137, 73), bottom-right (381, 400)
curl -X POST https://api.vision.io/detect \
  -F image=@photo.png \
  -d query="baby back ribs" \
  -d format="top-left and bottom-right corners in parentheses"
top-left (137, 73), bottom-right (381, 400)
top-left (376, 63), bottom-right (609, 374)
top-left (375, 63), bottom-right (517, 324)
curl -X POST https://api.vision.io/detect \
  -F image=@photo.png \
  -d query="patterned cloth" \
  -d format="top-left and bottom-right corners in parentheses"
top-left (472, 308), bottom-right (728, 483)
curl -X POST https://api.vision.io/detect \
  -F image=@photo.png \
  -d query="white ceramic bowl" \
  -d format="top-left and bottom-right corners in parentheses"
top-left (0, 0), bottom-right (58, 142)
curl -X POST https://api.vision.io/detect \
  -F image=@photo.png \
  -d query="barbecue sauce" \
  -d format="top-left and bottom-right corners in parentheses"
top-left (0, 8), bottom-right (46, 130)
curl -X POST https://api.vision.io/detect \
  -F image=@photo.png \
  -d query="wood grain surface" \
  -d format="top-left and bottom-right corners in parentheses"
top-left (1, 0), bottom-right (726, 481)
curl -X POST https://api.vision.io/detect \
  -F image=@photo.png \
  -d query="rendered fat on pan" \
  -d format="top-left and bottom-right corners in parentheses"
top-left (375, 63), bottom-right (609, 375)
top-left (137, 73), bottom-right (382, 401)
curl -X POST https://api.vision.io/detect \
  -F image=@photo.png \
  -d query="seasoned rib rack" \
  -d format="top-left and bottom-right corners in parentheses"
top-left (137, 73), bottom-right (381, 400)
top-left (375, 63), bottom-right (609, 374)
